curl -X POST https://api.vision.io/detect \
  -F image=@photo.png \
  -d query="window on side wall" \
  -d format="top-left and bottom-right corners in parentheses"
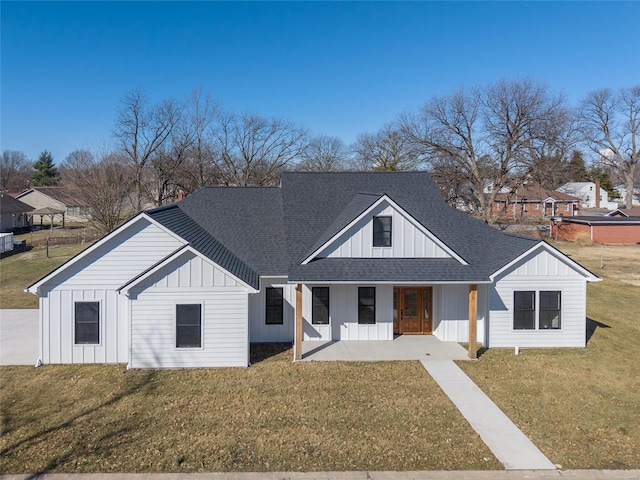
top-left (312, 287), bottom-right (330, 325)
top-left (513, 291), bottom-right (561, 330)
top-left (358, 287), bottom-right (376, 324)
top-left (176, 304), bottom-right (202, 348)
top-left (373, 216), bottom-right (392, 247)
top-left (266, 287), bottom-right (284, 325)
top-left (75, 301), bottom-right (100, 344)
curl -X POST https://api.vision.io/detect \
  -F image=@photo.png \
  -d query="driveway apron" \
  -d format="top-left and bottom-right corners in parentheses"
top-left (0, 309), bottom-right (39, 366)
top-left (421, 359), bottom-right (556, 471)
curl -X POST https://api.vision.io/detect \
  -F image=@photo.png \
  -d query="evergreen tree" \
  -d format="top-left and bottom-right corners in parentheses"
top-left (567, 150), bottom-right (589, 182)
top-left (590, 168), bottom-right (615, 193)
top-left (31, 150), bottom-right (59, 186)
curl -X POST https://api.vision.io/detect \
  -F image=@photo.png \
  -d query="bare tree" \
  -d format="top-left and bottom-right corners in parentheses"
top-left (176, 88), bottom-right (222, 192)
top-left (403, 79), bottom-right (569, 222)
top-left (579, 85), bottom-right (640, 208)
top-left (297, 134), bottom-right (349, 172)
top-left (351, 124), bottom-right (423, 171)
top-left (216, 112), bottom-right (308, 185)
top-left (1, 150), bottom-right (32, 192)
top-left (113, 88), bottom-right (180, 212)
top-left (61, 149), bottom-right (133, 234)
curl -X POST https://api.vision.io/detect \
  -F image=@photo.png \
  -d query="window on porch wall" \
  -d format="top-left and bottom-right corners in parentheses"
top-left (358, 287), bottom-right (376, 324)
top-left (312, 287), bottom-right (329, 325)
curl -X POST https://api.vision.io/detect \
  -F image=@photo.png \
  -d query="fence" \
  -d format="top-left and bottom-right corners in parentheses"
top-left (0, 233), bottom-right (14, 253)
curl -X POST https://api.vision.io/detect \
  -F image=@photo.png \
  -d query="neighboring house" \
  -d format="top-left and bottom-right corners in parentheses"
top-left (557, 181), bottom-right (618, 210)
top-left (491, 184), bottom-right (580, 218)
top-left (613, 184), bottom-right (640, 207)
top-left (26, 172), bottom-right (599, 369)
top-left (606, 207), bottom-right (640, 218)
top-left (17, 187), bottom-right (90, 224)
top-left (551, 215), bottom-right (640, 244)
top-left (0, 193), bottom-right (32, 233)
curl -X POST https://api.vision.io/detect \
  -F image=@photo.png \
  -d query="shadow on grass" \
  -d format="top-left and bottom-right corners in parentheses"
top-left (250, 343), bottom-right (291, 364)
top-left (586, 316), bottom-right (611, 344)
top-left (0, 245), bottom-right (32, 259)
top-left (1, 369), bottom-right (158, 475)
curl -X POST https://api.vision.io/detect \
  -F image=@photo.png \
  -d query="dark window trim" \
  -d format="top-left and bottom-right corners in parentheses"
top-left (176, 303), bottom-right (202, 348)
top-left (312, 287), bottom-right (330, 325)
top-left (74, 301), bottom-right (100, 345)
top-left (513, 290), bottom-right (562, 331)
top-left (373, 216), bottom-right (392, 247)
top-left (358, 287), bottom-right (376, 324)
top-left (265, 287), bottom-right (284, 325)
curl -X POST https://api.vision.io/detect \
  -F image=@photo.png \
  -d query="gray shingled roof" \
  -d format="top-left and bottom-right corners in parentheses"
top-left (146, 172), bottom-right (542, 286)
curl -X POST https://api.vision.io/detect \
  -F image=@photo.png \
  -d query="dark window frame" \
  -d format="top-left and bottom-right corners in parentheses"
top-left (373, 216), bottom-right (392, 247)
top-left (312, 287), bottom-right (330, 325)
top-left (513, 290), bottom-right (562, 331)
top-left (358, 287), bottom-right (376, 324)
top-left (74, 301), bottom-right (100, 345)
top-left (539, 291), bottom-right (562, 330)
top-left (176, 304), bottom-right (202, 348)
top-left (265, 287), bottom-right (284, 325)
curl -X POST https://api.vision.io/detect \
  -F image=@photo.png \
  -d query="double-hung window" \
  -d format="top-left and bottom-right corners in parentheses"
top-left (358, 287), bottom-right (376, 324)
top-left (373, 216), bottom-right (392, 247)
top-left (176, 304), bottom-right (202, 348)
top-left (75, 301), bottom-right (100, 344)
top-left (266, 287), bottom-right (284, 325)
top-left (312, 287), bottom-right (330, 325)
top-left (513, 291), bottom-right (561, 330)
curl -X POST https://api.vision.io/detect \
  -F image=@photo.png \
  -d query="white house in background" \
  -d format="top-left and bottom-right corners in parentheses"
top-left (557, 182), bottom-right (618, 210)
top-left (613, 184), bottom-right (640, 207)
top-left (26, 172), bottom-right (599, 369)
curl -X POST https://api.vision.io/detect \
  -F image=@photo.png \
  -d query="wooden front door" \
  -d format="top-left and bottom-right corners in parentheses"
top-left (393, 287), bottom-right (433, 335)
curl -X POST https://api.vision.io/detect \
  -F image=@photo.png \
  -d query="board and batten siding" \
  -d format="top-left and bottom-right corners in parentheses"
top-left (128, 250), bottom-right (249, 368)
top-left (332, 285), bottom-right (393, 341)
top-left (432, 284), bottom-right (487, 345)
top-left (248, 278), bottom-right (295, 343)
top-left (488, 248), bottom-right (587, 348)
top-left (38, 217), bottom-right (186, 364)
top-left (320, 203), bottom-right (451, 259)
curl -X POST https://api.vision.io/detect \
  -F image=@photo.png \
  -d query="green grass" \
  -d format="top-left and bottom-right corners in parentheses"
top-left (458, 244), bottom-right (640, 470)
top-left (0, 349), bottom-right (501, 473)
top-left (0, 244), bottom-right (90, 308)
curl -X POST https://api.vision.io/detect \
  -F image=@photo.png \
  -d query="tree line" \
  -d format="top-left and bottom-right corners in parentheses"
top-left (2, 80), bottom-right (638, 233)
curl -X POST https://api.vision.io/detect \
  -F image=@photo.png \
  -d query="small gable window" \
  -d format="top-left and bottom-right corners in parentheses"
top-left (266, 287), bottom-right (284, 325)
top-left (358, 287), bottom-right (376, 324)
top-left (312, 287), bottom-right (330, 325)
top-left (373, 216), bottom-right (392, 247)
top-left (75, 301), bottom-right (100, 345)
top-left (176, 304), bottom-right (202, 348)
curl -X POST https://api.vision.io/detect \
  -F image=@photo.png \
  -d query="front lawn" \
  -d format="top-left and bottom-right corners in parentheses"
top-left (459, 243), bottom-right (640, 469)
top-left (0, 349), bottom-right (500, 473)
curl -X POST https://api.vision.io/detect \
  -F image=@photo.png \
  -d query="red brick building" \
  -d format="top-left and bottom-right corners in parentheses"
top-left (492, 184), bottom-right (580, 219)
top-left (551, 216), bottom-right (640, 244)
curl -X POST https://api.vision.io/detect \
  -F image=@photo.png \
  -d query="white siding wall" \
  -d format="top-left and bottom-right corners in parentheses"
top-left (248, 278), bottom-right (295, 343)
top-left (432, 284), bottom-right (486, 344)
top-left (128, 250), bottom-right (249, 368)
top-left (488, 248), bottom-right (587, 348)
top-left (321, 203), bottom-right (451, 259)
top-left (331, 285), bottom-right (393, 341)
top-left (38, 218), bottom-right (186, 364)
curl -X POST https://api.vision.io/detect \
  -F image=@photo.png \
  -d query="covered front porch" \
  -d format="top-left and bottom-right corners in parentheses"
top-left (301, 334), bottom-right (471, 362)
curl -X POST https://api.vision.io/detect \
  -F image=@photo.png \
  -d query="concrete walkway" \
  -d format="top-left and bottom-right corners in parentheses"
top-left (421, 360), bottom-right (556, 471)
top-left (2, 470), bottom-right (640, 479)
top-left (0, 309), bottom-right (38, 366)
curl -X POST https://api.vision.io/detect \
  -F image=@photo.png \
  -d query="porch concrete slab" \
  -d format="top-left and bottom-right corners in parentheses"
top-left (0, 309), bottom-right (38, 366)
top-left (301, 335), bottom-right (470, 362)
top-left (421, 359), bottom-right (556, 471)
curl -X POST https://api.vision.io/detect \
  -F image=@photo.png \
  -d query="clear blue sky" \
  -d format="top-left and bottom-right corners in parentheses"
top-left (2, 1), bottom-right (639, 164)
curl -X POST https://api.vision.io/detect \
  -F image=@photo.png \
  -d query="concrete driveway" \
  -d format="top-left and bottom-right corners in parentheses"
top-left (0, 309), bottom-right (38, 366)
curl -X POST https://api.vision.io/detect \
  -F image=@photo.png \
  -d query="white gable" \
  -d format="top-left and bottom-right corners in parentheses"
top-left (316, 200), bottom-right (454, 260)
